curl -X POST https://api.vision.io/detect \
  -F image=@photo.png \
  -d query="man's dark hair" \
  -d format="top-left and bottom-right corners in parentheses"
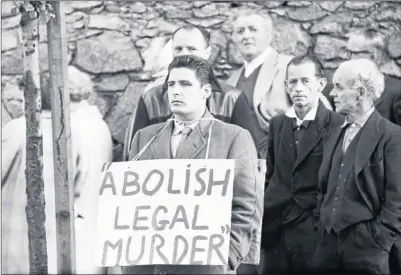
top-left (172, 25), bottom-right (211, 47)
top-left (163, 55), bottom-right (214, 89)
top-left (286, 54), bottom-right (325, 79)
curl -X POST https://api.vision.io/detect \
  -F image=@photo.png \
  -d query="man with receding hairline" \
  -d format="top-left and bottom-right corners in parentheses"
top-left (123, 25), bottom-right (242, 161)
top-left (314, 58), bottom-right (401, 274)
top-left (261, 54), bottom-right (344, 274)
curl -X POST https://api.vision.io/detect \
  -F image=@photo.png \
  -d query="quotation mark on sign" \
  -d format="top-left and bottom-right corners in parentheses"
top-left (220, 224), bottom-right (230, 235)
top-left (101, 162), bottom-right (112, 172)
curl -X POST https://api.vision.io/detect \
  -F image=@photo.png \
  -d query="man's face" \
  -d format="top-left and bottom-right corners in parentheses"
top-left (286, 62), bottom-right (325, 109)
top-left (172, 29), bottom-right (210, 60)
top-left (330, 67), bottom-right (359, 116)
top-left (167, 67), bottom-right (210, 120)
top-left (232, 14), bottom-right (271, 61)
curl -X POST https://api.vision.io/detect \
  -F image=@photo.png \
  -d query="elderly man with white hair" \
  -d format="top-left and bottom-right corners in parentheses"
top-left (68, 66), bottom-right (114, 274)
top-left (313, 58), bottom-right (401, 274)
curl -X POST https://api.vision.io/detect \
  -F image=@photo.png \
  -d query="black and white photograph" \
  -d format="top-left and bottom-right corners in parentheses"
top-left (1, 0), bottom-right (401, 274)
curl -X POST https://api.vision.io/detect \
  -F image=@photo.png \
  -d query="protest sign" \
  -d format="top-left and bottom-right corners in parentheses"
top-left (94, 159), bottom-right (235, 267)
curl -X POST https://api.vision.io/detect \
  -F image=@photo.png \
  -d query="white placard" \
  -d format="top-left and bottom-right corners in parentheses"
top-left (94, 159), bottom-right (235, 267)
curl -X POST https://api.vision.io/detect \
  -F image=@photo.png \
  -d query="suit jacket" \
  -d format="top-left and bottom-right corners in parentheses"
top-left (263, 103), bottom-right (344, 235)
top-left (227, 48), bottom-right (332, 158)
top-left (394, 92), bottom-right (401, 127)
top-left (375, 75), bottom-right (401, 126)
top-left (122, 77), bottom-right (241, 161)
top-left (125, 111), bottom-right (264, 274)
top-left (317, 110), bottom-right (401, 251)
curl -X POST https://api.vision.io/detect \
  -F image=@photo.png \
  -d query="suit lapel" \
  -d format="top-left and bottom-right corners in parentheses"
top-left (280, 117), bottom-right (296, 165)
top-left (320, 126), bottom-right (343, 183)
top-left (292, 104), bottom-right (329, 171)
top-left (253, 49), bottom-right (279, 109)
top-left (149, 120), bottom-right (174, 159)
top-left (354, 111), bottom-right (384, 175)
top-left (175, 111), bottom-right (214, 159)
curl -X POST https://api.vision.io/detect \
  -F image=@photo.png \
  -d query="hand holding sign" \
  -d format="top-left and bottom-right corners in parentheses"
top-left (95, 159), bottom-right (235, 267)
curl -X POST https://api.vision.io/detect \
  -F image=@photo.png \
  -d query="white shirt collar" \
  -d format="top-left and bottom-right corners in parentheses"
top-left (285, 105), bottom-right (318, 126)
top-left (341, 107), bottom-right (375, 128)
top-left (243, 47), bottom-right (272, 78)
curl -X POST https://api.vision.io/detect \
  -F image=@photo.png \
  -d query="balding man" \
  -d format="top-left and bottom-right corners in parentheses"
top-left (123, 25), bottom-right (241, 161)
top-left (227, 11), bottom-right (333, 159)
top-left (314, 58), bottom-right (401, 274)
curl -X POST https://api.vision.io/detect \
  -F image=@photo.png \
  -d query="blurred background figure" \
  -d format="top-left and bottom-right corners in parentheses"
top-left (1, 77), bottom-right (25, 126)
top-left (143, 38), bottom-right (173, 93)
top-left (374, 77), bottom-right (401, 127)
top-left (1, 79), bottom-right (87, 274)
top-left (68, 66), bottom-right (113, 274)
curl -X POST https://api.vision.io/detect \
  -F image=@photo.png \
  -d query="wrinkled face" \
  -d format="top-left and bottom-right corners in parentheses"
top-left (286, 62), bottom-right (325, 110)
top-left (172, 29), bottom-right (210, 60)
top-left (167, 68), bottom-right (210, 121)
top-left (330, 67), bottom-right (359, 116)
top-left (232, 14), bottom-right (271, 61)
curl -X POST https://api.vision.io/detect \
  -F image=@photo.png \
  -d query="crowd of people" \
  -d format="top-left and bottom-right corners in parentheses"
top-left (2, 9), bottom-right (401, 275)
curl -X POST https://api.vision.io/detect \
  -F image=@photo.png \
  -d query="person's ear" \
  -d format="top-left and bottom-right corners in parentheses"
top-left (356, 86), bottom-right (367, 101)
top-left (318, 77), bottom-right (327, 93)
top-left (202, 84), bottom-right (212, 99)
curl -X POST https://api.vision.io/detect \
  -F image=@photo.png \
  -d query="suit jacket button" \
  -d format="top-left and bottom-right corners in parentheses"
top-left (237, 256), bottom-right (243, 262)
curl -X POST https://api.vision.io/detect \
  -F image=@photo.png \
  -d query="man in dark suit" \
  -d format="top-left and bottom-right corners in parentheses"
top-left (261, 54), bottom-right (344, 274)
top-left (314, 58), bottom-right (401, 274)
top-left (123, 55), bottom-right (264, 275)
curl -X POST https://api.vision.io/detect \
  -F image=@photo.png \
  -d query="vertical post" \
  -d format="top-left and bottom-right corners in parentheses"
top-left (46, 1), bottom-right (76, 274)
top-left (20, 4), bottom-right (48, 274)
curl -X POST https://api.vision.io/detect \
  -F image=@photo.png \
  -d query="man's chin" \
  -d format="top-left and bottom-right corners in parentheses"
top-left (293, 101), bottom-right (308, 108)
top-left (171, 108), bottom-right (187, 117)
top-left (241, 49), bottom-right (257, 59)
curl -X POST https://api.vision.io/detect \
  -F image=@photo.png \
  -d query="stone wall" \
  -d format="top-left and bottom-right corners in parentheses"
top-left (2, 1), bottom-right (401, 160)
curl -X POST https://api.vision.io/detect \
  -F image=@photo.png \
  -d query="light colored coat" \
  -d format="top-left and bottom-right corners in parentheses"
top-left (123, 111), bottom-right (264, 274)
top-left (1, 112), bottom-right (86, 274)
top-left (71, 101), bottom-right (113, 274)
